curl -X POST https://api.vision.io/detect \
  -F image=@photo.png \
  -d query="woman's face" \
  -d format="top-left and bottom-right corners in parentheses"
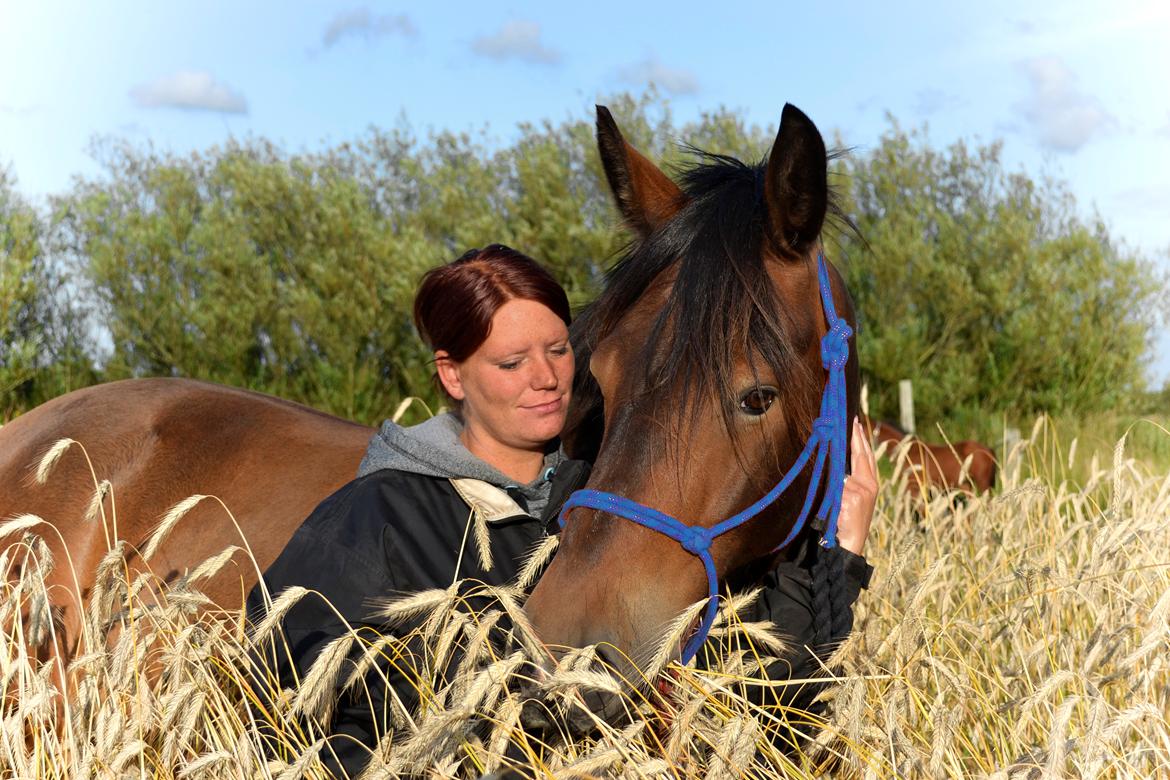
top-left (437, 298), bottom-right (574, 457)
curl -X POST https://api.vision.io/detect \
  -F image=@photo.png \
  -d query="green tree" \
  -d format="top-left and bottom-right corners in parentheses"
top-left (828, 122), bottom-right (1165, 424)
top-left (54, 140), bottom-right (440, 423)
top-left (52, 91), bottom-right (766, 423)
top-left (1, 168), bottom-right (92, 418)
top-left (0, 167), bottom-right (42, 413)
top-left (23, 94), bottom-right (1166, 429)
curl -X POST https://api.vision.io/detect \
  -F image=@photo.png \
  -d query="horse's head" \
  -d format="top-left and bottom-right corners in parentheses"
top-left (525, 104), bottom-right (859, 681)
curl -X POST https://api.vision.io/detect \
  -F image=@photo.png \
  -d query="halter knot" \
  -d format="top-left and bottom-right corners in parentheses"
top-left (812, 416), bottom-right (835, 441)
top-left (820, 322), bottom-right (852, 369)
top-left (678, 527), bottom-right (712, 556)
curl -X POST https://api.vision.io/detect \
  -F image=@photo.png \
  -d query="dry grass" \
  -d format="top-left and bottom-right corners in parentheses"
top-left (2, 416), bottom-right (1168, 778)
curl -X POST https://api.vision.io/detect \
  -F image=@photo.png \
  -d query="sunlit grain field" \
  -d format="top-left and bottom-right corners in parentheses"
top-left (2, 416), bottom-right (1168, 779)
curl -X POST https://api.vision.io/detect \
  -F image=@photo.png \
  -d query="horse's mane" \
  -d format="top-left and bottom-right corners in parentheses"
top-left (565, 148), bottom-right (850, 464)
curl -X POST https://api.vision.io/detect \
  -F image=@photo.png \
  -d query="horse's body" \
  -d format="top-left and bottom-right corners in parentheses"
top-left (0, 378), bottom-right (372, 660)
top-left (866, 418), bottom-right (996, 496)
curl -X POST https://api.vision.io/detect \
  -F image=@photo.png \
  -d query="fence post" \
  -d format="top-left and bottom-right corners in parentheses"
top-left (898, 379), bottom-right (915, 435)
top-left (1003, 425), bottom-right (1022, 486)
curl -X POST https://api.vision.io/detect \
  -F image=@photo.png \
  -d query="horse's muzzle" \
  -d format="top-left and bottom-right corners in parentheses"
top-left (513, 645), bottom-right (641, 738)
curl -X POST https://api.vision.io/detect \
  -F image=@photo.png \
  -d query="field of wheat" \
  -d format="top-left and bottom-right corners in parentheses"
top-left (2, 416), bottom-right (1168, 779)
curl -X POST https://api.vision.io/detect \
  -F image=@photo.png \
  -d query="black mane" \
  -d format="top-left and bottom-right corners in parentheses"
top-left (565, 148), bottom-right (848, 464)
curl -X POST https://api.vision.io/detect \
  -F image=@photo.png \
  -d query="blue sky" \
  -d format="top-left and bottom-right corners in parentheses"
top-left (3, 0), bottom-right (1169, 383)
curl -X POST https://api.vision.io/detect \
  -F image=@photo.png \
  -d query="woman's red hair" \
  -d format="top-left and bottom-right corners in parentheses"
top-left (413, 244), bottom-right (571, 366)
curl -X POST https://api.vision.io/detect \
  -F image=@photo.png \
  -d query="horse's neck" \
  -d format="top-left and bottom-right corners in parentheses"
top-left (562, 389), bottom-right (604, 462)
top-left (561, 326), bottom-right (605, 463)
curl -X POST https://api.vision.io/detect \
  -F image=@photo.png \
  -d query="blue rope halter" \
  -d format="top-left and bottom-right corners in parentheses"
top-left (557, 252), bottom-right (853, 663)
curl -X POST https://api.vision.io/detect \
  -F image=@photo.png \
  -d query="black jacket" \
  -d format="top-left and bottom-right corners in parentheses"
top-left (246, 460), bottom-right (871, 777)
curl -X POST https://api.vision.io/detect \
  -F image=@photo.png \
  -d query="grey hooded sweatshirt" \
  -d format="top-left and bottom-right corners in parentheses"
top-left (357, 412), bottom-right (566, 520)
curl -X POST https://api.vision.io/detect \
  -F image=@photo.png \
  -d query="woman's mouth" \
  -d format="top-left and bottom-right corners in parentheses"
top-left (524, 397), bottom-right (564, 415)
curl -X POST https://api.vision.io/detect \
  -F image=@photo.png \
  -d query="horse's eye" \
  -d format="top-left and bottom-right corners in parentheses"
top-left (738, 386), bottom-right (779, 416)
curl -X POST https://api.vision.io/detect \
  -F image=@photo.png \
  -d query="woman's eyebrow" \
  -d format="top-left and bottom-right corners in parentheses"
top-left (484, 332), bottom-right (569, 358)
top-left (484, 346), bottom-right (528, 361)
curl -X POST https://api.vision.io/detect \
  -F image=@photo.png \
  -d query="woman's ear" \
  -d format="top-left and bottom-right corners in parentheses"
top-left (434, 351), bottom-right (466, 401)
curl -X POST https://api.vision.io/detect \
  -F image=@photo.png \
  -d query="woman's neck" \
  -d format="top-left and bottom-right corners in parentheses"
top-left (459, 426), bottom-right (545, 485)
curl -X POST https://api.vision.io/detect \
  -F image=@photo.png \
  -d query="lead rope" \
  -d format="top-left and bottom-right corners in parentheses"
top-left (811, 547), bottom-right (856, 651)
top-left (557, 252), bottom-right (852, 663)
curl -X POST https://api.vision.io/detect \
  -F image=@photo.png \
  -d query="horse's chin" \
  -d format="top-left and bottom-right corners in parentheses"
top-left (514, 642), bottom-right (661, 738)
top-left (517, 675), bottom-right (637, 738)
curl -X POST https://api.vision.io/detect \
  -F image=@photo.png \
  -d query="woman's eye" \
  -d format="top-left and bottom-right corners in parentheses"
top-left (739, 386), bottom-right (779, 416)
top-left (499, 361), bottom-right (521, 371)
top-left (550, 345), bottom-right (570, 357)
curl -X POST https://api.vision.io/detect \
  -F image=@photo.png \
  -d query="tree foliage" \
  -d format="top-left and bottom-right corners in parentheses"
top-left (54, 139), bottom-right (440, 422)
top-left (828, 122), bottom-right (1165, 422)
top-left (3, 94), bottom-right (1164, 428)
top-left (0, 169), bottom-right (92, 419)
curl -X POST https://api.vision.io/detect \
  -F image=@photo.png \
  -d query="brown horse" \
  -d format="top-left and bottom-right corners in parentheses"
top-left (525, 104), bottom-right (859, 672)
top-left (0, 379), bottom-right (372, 667)
top-left (865, 418), bottom-right (996, 497)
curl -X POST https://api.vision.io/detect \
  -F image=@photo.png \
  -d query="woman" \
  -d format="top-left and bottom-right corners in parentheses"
top-left (247, 244), bottom-right (876, 777)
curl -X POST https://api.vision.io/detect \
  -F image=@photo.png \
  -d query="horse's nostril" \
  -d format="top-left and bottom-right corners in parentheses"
top-left (513, 644), bottom-right (638, 738)
top-left (514, 657), bottom-right (549, 686)
top-left (518, 695), bottom-right (555, 733)
top-left (511, 658), bottom-right (557, 733)
top-left (476, 771), bottom-right (530, 780)
top-left (593, 643), bottom-right (625, 674)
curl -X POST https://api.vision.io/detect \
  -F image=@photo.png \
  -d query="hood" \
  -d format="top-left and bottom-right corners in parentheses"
top-left (357, 412), bottom-right (566, 514)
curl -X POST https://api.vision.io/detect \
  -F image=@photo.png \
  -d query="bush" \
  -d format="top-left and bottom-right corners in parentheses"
top-left (0, 168), bottom-right (92, 419)
top-left (829, 123), bottom-right (1166, 424)
top-left (5, 95), bottom-right (1165, 429)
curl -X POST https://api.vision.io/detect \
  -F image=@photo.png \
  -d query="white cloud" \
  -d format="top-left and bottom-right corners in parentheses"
top-left (321, 8), bottom-right (416, 49)
top-left (1015, 56), bottom-right (1115, 152)
top-left (0, 104), bottom-right (40, 117)
top-left (1157, 113), bottom-right (1170, 139)
top-left (471, 21), bottom-right (561, 65)
top-left (1114, 184), bottom-right (1170, 215)
top-left (1013, 18), bottom-right (1039, 35)
top-left (130, 71), bottom-right (248, 114)
top-left (617, 56), bottom-right (699, 96)
top-left (914, 88), bottom-right (961, 117)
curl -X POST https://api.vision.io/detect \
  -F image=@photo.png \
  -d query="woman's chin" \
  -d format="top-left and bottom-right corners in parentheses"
top-left (518, 414), bottom-right (569, 446)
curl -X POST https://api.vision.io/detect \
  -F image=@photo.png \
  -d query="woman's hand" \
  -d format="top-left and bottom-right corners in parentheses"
top-left (836, 417), bottom-right (878, 555)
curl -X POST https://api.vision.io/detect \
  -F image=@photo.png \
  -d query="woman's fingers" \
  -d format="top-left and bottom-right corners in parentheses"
top-left (850, 417), bottom-right (878, 489)
top-left (836, 417), bottom-right (878, 555)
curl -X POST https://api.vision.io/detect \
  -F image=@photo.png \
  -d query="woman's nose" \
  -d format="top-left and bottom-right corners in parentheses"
top-left (530, 358), bottom-right (558, 389)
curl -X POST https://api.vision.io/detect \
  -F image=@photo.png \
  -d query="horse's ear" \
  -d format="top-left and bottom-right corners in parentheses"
top-left (596, 105), bottom-right (685, 236)
top-left (764, 103), bottom-right (828, 253)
